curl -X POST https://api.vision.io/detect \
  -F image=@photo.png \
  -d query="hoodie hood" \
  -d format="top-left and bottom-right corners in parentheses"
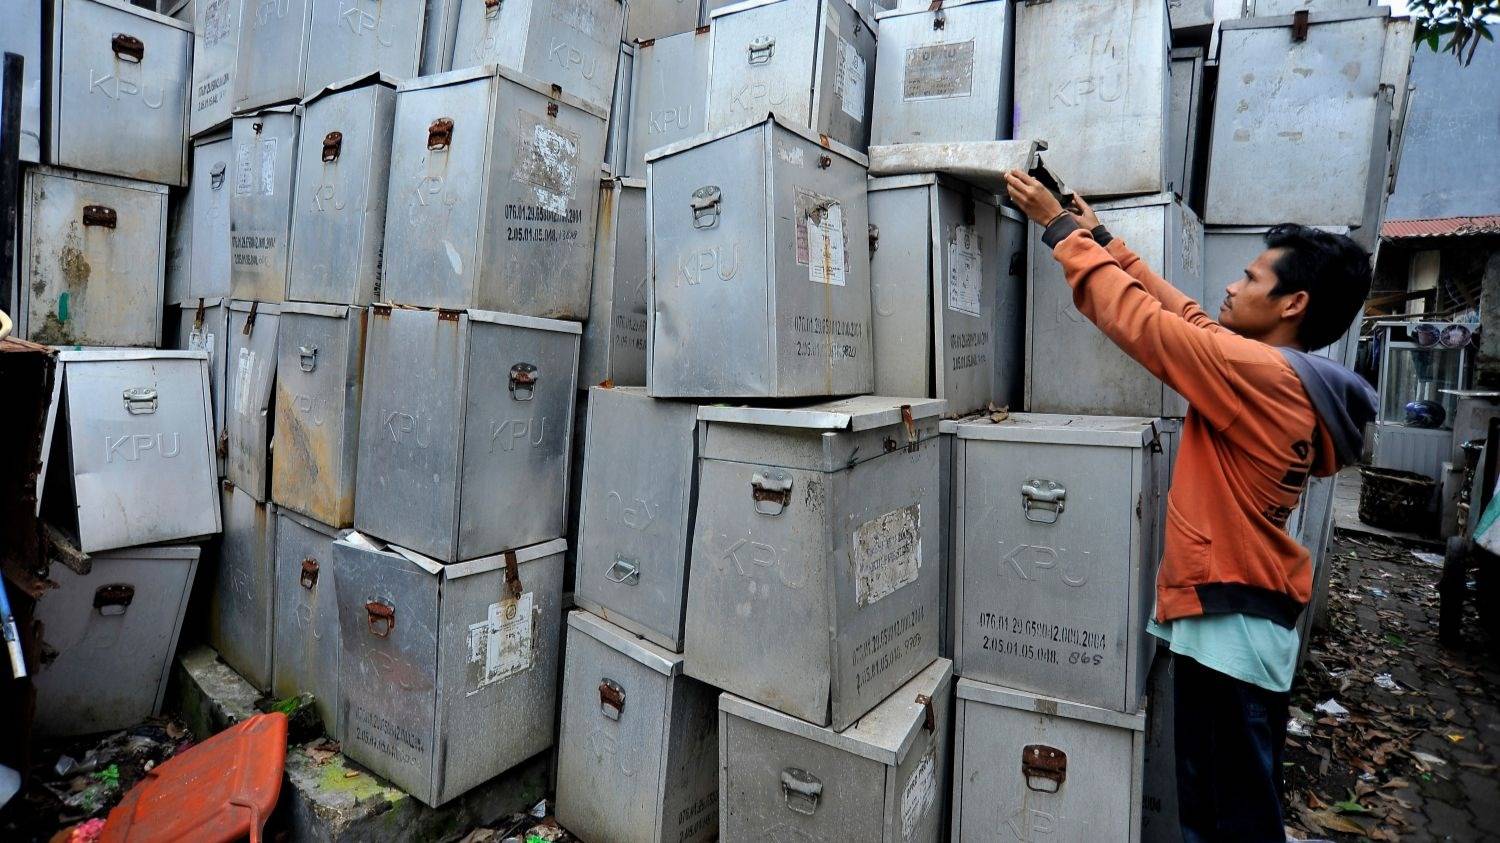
top-left (1279, 348), bottom-right (1378, 469)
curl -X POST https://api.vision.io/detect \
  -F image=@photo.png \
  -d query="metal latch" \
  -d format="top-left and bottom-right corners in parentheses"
top-left (1022, 744), bottom-right (1067, 793)
top-left (122, 387), bottom-right (158, 415)
top-left (1291, 9), bottom-right (1310, 41)
top-left (211, 161), bottom-right (226, 190)
top-left (322, 131), bottom-right (343, 162)
top-left (300, 558), bottom-right (319, 589)
top-left (365, 601), bottom-right (395, 637)
top-left (111, 33), bottom-right (144, 62)
top-left (503, 549), bottom-right (523, 600)
top-left (916, 693), bottom-right (935, 731)
top-left (93, 584), bottom-right (135, 616)
top-left (508, 363), bottom-right (538, 400)
top-left (1021, 479), bottom-right (1066, 524)
top-left (83, 205), bottom-right (117, 229)
top-left (748, 35), bottom-right (775, 64)
top-left (299, 345), bottom-right (318, 372)
top-left (605, 555), bottom-right (640, 586)
top-left (780, 768), bottom-right (822, 815)
top-left (484, 0), bottom-right (501, 16)
top-left (428, 117), bottom-right (454, 150)
top-left (599, 679), bottom-right (625, 720)
top-left (690, 186), bottom-right (722, 229)
top-left (751, 470), bottom-right (794, 516)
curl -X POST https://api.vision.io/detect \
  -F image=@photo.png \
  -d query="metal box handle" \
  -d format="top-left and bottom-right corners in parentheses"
top-left (83, 205), bottom-right (117, 229)
top-left (605, 555), bottom-right (640, 586)
top-left (748, 35), bottom-right (775, 64)
top-left (428, 117), bottom-right (454, 150)
top-left (780, 768), bottom-right (822, 815)
top-left (322, 131), bottom-right (343, 163)
top-left (509, 363), bottom-right (538, 400)
top-left (484, 0), bottom-right (501, 16)
top-left (300, 558), bottom-right (320, 589)
top-left (111, 33), bottom-right (144, 63)
top-left (1021, 479), bottom-right (1066, 524)
top-left (211, 162), bottom-right (226, 190)
top-left (122, 387), bottom-right (158, 415)
top-left (751, 471), bottom-right (794, 516)
top-left (299, 345), bottom-right (318, 372)
top-left (1022, 744), bottom-right (1067, 793)
top-left (690, 186), bottom-right (721, 229)
top-left (93, 584), bottom-right (135, 616)
top-left (599, 679), bottom-right (625, 720)
top-left (365, 601), bottom-right (395, 637)
top-left (916, 693), bottom-right (935, 731)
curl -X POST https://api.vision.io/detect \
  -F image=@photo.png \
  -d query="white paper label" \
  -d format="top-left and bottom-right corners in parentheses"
top-left (514, 112), bottom-right (581, 217)
top-left (234, 347), bottom-right (255, 415)
top-left (189, 329), bottom-right (217, 367)
top-left (835, 36), bottom-right (866, 122)
top-left (259, 137), bottom-right (278, 196)
top-left (466, 592), bottom-right (535, 693)
top-left (946, 226), bottom-right (983, 318)
top-left (806, 201), bottom-right (847, 287)
top-left (852, 504), bottom-right (921, 606)
top-left (900, 747), bottom-right (937, 840)
top-left (235, 142), bottom-right (253, 194)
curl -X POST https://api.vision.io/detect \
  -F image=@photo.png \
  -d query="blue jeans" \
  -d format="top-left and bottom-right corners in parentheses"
top-left (1173, 653), bottom-right (1291, 843)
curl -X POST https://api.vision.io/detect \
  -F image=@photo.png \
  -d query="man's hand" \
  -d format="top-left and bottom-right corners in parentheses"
top-left (1072, 194), bottom-right (1101, 230)
top-left (1004, 170), bottom-right (1065, 227)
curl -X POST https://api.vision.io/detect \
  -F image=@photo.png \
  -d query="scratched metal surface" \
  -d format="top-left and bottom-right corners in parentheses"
top-left (212, 482), bottom-right (278, 691)
top-left (579, 178), bottom-right (648, 386)
top-left (189, 0), bottom-right (239, 137)
top-left (270, 509), bottom-right (347, 739)
top-left (229, 107), bottom-right (300, 302)
top-left (303, 0), bottom-right (425, 98)
top-left (449, 0), bottom-right (624, 116)
top-left (624, 28), bottom-right (710, 179)
top-left (232, 0), bottom-right (311, 113)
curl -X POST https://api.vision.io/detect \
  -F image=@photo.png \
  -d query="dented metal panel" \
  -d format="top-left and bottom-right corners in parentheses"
top-left (190, 0), bottom-right (240, 136)
top-left (334, 535), bottom-right (566, 806)
top-left (380, 67), bottom-right (607, 317)
top-left (190, 132), bottom-right (234, 299)
top-left (624, 27), bottom-right (711, 179)
top-left (49, 0), bottom-right (192, 185)
top-left (580, 178), bottom-right (648, 387)
top-left (272, 304), bottom-right (367, 527)
top-left (230, 106), bottom-right (301, 302)
top-left (555, 611), bottom-right (720, 843)
top-left (233, 0), bottom-right (312, 113)
top-left (225, 300), bottom-right (281, 502)
top-left (272, 509), bottom-right (348, 739)
top-left (304, 0), bottom-right (427, 96)
top-left (449, 0), bottom-right (625, 116)
top-left (213, 482), bottom-right (278, 691)
top-left (21, 166), bottom-right (168, 348)
top-left (172, 297), bottom-right (230, 475)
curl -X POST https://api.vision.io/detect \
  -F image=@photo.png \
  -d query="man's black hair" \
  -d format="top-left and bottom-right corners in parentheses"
top-left (1263, 224), bottom-right (1372, 351)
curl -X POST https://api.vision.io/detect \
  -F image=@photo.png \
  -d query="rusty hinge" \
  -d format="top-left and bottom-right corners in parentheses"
top-left (252, 120), bottom-right (264, 135)
top-left (598, 679), bottom-right (625, 720)
top-left (1022, 744), bottom-right (1066, 793)
top-left (636, 36), bottom-right (657, 48)
top-left (82, 205), bottom-right (117, 229)
top-left (365, 601), bottom-right (395, 637)
top-left (427, 117), bottom-right (454, 150)
top-left (93, 584), bottom-right (134, 615)
top-left (193, 297), bottom-right (207, 330)
top-left (372, 302), bottom-right (392, 318)
top-left (436, 308), bottom-right (462, 322)
top-left (300, 558), bottom-right (320, 589)
top-left (1291, 9), bottom-right (1310, 41)
top-left (217, 431), bottom-right (229, 459)
top-left (916, 693), bottom-right (935, 731)
top-left (111, 33), bottom-right (144, 63)
top-left (242, 300), bottom-right (259, 334)
top-left (484, 0), bottom-right (500, 12)
top-left (901, 404), bottom-right (918, 451)
top-left (503, 549), bottom-right (523, 601)
top-left (322, 131), bottom-right (343, 162)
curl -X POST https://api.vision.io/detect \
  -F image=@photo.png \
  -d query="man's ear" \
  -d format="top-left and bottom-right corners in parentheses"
top-left (1279, 289), bottom-right (1310, 322)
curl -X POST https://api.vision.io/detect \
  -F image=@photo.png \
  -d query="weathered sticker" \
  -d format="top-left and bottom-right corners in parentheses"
top-left (900, 746), bottom-right (937, 840)
top-left (235, 142), bottom-right (253, 194)
top-left (853, 504), bottom-right (921, 606)
top-left (203, 0), bottom-right (233, 45)
top-left (834, 36), bottom-right (866, 122)
top-left (513, 111), bottom-right (580, 218)
top-left (234, 347), bottom-right (255, 415)
top-left (259, 137), bottom-right (278, 196)
top-left (466, 592), bottom-right (535, 694)
top-left (903, 40), bottom-right (976, 101)
top-left (946, 225), bottom-right (983, 318)
top-left (806, 201), bottom-right (847, 287)
top-left (188, 329), bottom-right (217, 367)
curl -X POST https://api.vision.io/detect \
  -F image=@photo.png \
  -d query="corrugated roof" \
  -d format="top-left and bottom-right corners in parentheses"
top-left (1381, 215), bottom-right (1500, 240)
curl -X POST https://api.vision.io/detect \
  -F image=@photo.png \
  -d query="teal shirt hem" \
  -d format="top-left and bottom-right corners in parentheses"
top-left (1148, 614), bottom-right (1298, 694)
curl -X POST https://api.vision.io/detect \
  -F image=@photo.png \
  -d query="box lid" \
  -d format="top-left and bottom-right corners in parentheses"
top-left (867, 140), bottom-right (1044, 196)
top-left (338, 533), bottom-right (568, 579)
top-left (173, 296), bottom-right (227, 309)
top-left (279, 301), bottom-right (359, 319)
top-left (227, 300), bottom-right (283, 316)
top-left (568, 610), bottom-right (683, 677)
top-left (699, 396), bottom-right (946, 432)
top-left (952, 413), bottom-right (1159, 448)
top-left (720, 658), bottom-right (953, 766)
top-left (866, 173), bottom-right (1002, 208)
top-left (468, 308), bottom-right (584, 335)
top-left (711, 0), bottom-right (879, 39)
top-left (1218, 5), bottom-right (1389, 32)
top-left (57, 349), bottom-right (209, 364)
top-left (394, 64), bottom-right (609, 121)
top-left (76, 0), bottom-right (194, 33)
top-left (646, 112), bottom-right (868, 168)
top-left (91, 545), bottom-right (204, 562)
top-left (276, 507), bottom-right (347, 540)
top-left (955, 678), bottom-right (1145, 732)
top-left (302, 71), bottom-right (398, 106)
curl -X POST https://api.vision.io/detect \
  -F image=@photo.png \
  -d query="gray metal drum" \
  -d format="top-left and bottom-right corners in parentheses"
top-left (33, 546), bottom-right (201, 736)
top-left (951, 414), bottom-right (1161, 714)
top-left (952, 678), bottom-right (1146, 843)
top-left (1025, 192), bottom-right (1203, 418)
top-left (1012, 0), bottom-right (1168, 197)
top-left (646, 115), bottom-right (873, 399)
top-left (46, 350), bottom-right (221, 553)
top-left (605, 44), bottom-right (634, 174)
top-left (272, 509), bottom-right (349, 739)
top-left (580, 177), bottom-right (648, 387)
top-left (334, 534), bottom-right (566, 807)
top-left (190, 0), bottom-right (240, 136)
top-left (624, 27), bottom-right (711, 178)
top-left (49, 0), bottom-right (191, 186)
top-left (303, 0), bottom-right (427, 97)
top-left (706, 0), bottom-right (876, 152)
top-left (449, 0), bottom-right (625, 116)
top-left (1168, 47), bottom-right (1203, 206)
top-left (868, 173), bottom-right (1001, 417)
top-left (380, 67), bottom-right (607, 318)
top-left (869, 0), bottom-right (1014, 146)
top-left (233, 0), bottom-right (312, 113)
top-left (230, 106), bottom-right (300, 302)
top-left (625, 0), bottom-right (701, 42)
top-left (1205, 9), bottom-right (1392, 226)
top-left (213, 482), bottom-right (279, 691)
top-left (995, 205), bottom-right (1026, 409)
top-left (0, 0), bottom-right (42, 162)
top-left (172, 297), bottom-right (230, 475)
top-left (190, 132), bottom-right (234, 299)
top-left (354, 306), bottom-right (581, 563)
top-left (555, 611), bottom-right (720, 843)
top-left (719, 658), bottom-right (953, 842)
top-left (287, 77), bottom-right (397, 305)
top-left (20, 166), bottom-right (168, 348)
top-left (683, 397), bottom-right (945, 729)
top-left (226, 300), bottom-right (281, 502)
top-left (273, 304), bottom-right (368, 527)
top-left (575, 387), bottom-right (698, 651)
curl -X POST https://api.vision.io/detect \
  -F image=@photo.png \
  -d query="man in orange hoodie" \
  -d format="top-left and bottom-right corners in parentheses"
top-left (1005, 170), bottom-right (1377, 842)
